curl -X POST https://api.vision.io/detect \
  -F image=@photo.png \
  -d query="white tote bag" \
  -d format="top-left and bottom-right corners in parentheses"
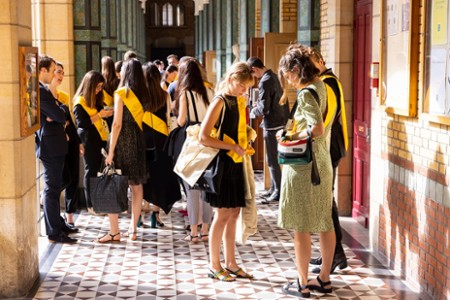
top-left (173, 99), bottom-right (225, 187)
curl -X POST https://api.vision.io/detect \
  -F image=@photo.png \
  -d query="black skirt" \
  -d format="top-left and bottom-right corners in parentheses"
top-left (205, 154), bottom-right (245, 208)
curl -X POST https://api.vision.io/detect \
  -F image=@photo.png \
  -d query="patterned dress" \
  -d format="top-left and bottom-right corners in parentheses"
top-left (278, 80), bottom-right (334, 232)
top-left (205, 95), bottom-right (246, 208)
top-left (112, 105), bottom-right (147, 185)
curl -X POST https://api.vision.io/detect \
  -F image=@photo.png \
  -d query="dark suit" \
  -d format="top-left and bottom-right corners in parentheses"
top-left (36, 82), bottom-right (68, 237)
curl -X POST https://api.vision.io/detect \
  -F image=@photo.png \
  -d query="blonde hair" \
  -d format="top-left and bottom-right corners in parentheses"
top-left (217, 62), bottom-right (254, 93)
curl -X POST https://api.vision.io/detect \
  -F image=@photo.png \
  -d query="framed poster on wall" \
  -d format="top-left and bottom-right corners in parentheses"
top-left (423, 0), bottom-right (450, 124)
top-left (380, 0), bottom-right (419, 116)
top-left (19, 46), bottom-right (40, 137)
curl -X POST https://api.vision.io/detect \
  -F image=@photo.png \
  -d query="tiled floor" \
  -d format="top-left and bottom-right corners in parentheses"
top-left (29, 174), bottom-right (419, 300)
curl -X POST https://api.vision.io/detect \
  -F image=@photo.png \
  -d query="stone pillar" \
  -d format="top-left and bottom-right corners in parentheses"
top-left (195, 14), bottom-right (200, 57)
top-left (207, 2), bottom-right (215, 50)
top-left (32, 0), bottom-right (75, 95)
top-left (280, 0), bottom-right (297, 33)
top-left (0, 1), bottom-right (39, 298)
top-left (239, 0), bottom-right (256, 61)
top-left (202, 6), bottom-right (208, 53)
top-left (260, 0), bottom-right (279, 35)
top-left (101, 0), bottom-right (118, 59)
top-left (225, 0), bottom-right (238, 67)
top-left (215, 0), bottom-right (226, 82)
top-left (297, 0), bottom-right (320, 47)
top-left (198, 10), bottom-right (204, 62)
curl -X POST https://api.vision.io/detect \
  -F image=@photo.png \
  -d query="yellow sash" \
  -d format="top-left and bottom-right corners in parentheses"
top-left (323, 84), bottom-right (337, 129)
top-left (103, 90), bottom-right (114, 107)
top-left (115, 87), bottom-right (144, 131)
top-left (57, 90), bottom-right (70, 107)
top-left (74, 96), bottom-right (109, 141)
top-left (223, 95), bottom-right (249, 163)
top-left (321, 75), bottom-right (348, 150)
top-left (143, 111), bottom-right (169, 136)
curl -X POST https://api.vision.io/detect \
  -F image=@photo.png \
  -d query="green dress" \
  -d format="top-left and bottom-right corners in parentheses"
top-left (278, 80), bottom-right (334, 232)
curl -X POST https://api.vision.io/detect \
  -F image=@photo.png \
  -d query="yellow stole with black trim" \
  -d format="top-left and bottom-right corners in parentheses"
top-left (115, 87), bottom-right (144, 131)
top-left (222, 95), bottom-right (249, 163)
top-left (57, 90), bottom-right (70, 107)
top-left (74, 96), bottom-right (109, 141)
top-left (143, 111), bottom-right (169, 136)
top-left (103, 90), bottom-right (114, 107)
top-left (321, 75), bottom-right (348, 150)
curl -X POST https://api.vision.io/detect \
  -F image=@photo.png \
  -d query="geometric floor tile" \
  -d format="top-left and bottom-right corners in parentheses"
top-left (30, 173), bottom-right (419, 300)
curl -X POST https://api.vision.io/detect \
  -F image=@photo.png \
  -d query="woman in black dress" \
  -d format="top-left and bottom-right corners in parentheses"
top-left (142, 62), bottom-right (181, 227)
top-left (73, 71), bottom-right (113, 213)
top-left (198, 62), bottom-right (254, 281)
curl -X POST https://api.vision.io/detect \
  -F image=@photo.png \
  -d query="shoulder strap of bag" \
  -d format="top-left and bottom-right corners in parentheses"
top-left (188, 90), bottom-right (200, 123)
top-left (214, 94), bottom-right (226, 139)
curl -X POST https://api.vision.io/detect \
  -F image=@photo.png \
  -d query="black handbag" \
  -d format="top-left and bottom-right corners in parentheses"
top-left (190, 153), bottom-right (225, 194)
top-left (163, 91), bottom-right (200, 164)
top-left (89, 164), bottom-right (129, 213)
top-left (189, 95), bottom-right (226, 194)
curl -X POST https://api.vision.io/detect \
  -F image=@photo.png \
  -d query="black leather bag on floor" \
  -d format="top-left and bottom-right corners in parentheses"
top-left (89, 165), bottom-right (129, 213)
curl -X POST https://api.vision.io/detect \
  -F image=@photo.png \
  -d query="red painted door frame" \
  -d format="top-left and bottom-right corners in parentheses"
top-left (352, 0), bottom-right (372, 228)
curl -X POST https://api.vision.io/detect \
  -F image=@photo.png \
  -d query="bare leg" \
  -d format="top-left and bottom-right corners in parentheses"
top-left (97, 213), bottom-right (120, 242)
top-left (224, 207), bottom-right (241, 270)
top-left (209, 208), bottom-right (232, 271)
top-left (294, 231), bottom-right (311, 293)
top-left (318, 230), bottom-right (336, 285)
top-left (129, 184), bottom-right (143, 239)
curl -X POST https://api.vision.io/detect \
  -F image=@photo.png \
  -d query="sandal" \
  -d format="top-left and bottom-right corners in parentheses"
top-left (208, 268), bottom-right (235, 282)
top-left (306, 275), bottom-right (332, 293)
top-left (94, 232), bottom-right (120, 243)
top-left (199, 233), bottom-right (209, 241)
top-left (123, 230), bottom-right (137, 241)
top-left (184, 234), bottom-right (199, 243)
top-left (225, 267), bottom-right (254, 279)
top-left (282, 278), bottom-right (310, 298)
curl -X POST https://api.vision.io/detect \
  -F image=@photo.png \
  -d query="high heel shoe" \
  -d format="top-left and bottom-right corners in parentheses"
top-left (150, 211), bottom-right (164, 228)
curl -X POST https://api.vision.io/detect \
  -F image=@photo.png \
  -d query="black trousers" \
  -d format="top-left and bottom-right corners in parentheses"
top-left (63, 143), bottom-right (80, 213)
top-left (263, 129), bottom-right (282, 194)
top-left (332, 167), bottom-right (344, 254)
top-left (83, 145), bottom-right (103, 208)
top-left (41, 155), bottom-right (66, 236)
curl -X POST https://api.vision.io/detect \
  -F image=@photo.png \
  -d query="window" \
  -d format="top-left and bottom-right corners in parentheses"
top-left (423, 0), bottom-right (450, 123)
top-left (162, 3), bottom-right (173, 26)
top-left (176, 4), bottom-right (185, 26)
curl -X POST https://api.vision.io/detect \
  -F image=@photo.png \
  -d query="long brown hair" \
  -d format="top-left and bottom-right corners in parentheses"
top-left (73, 70), bottom-right (105, 108)
top-left (119, 59), bottom-right (151, 111)
top-left (101, 56), bottom-right (119, 95)
top-left (143, 62), bottom-right (167, 112)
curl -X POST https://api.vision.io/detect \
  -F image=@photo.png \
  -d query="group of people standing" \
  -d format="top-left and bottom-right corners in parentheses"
top-left (36, 43), bottom-right (348, 296)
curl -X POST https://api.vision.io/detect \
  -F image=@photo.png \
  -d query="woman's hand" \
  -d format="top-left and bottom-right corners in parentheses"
top-left (100, 109), bottom-right (114, 118)
top-left (105, 153), bottom-right (114, 166)
top-left (233, 144), bottom-right (246, 157)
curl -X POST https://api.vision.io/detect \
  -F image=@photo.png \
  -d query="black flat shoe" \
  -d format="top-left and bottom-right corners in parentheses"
top-left (62, 224), bottom-right (79, 234)
top-left (310, 256), bottom-right (322, 265)
top-left (48, 233), bottom-right (77, 244)
top-left (282, 278), bottom-right (310, 298)
top-left (306, 276), bottom-right (332, 294)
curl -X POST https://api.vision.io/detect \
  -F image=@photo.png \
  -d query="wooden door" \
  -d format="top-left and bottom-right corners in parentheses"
top-left (249, 37), bottom-right (264, 171)
top-left (262, 32), bottom-right (296, 188)
top-left (352, 0), bottom-right (372, 228)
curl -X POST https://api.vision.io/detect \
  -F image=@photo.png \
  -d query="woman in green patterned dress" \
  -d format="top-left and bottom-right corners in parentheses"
top-left (278, 44), bottom-right (336, 298)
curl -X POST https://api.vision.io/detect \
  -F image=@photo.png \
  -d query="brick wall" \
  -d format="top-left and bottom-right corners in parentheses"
top-left (377, 1), bottom-right (450, 299)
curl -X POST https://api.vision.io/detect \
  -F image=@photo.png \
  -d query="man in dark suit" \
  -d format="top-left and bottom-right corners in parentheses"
top-left (247, 57), bottom-right (289, 203)
top-left (36, 55), bottom-right (77, 244)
